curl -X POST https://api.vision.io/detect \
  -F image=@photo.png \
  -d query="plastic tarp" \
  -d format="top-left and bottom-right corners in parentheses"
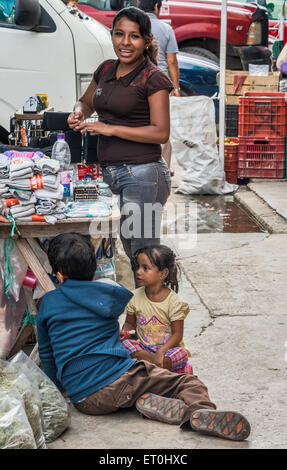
top-left (169, 95), bottom-right (238, 195)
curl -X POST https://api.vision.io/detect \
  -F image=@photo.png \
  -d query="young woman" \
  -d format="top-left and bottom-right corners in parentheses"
top-left (68, 7), bottom-right (172, 263)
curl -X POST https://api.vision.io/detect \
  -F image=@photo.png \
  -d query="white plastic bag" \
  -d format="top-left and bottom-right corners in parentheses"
top-left (9, 351), bottom-right (71, 443)
top-left (169, 96), bottom-right (238, 195)
top-left (0, 287), bottom-right (26, 359)
top-left (0, 240), bottom-right (28, 303)
top-left (0, 392), bottom-right (37, 449)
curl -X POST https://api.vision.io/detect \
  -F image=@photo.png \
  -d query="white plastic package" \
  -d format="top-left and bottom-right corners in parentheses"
top-left (0, 361), bottom-right (46, 449)
top-left (0, 392), bottom-right (37, 449)
top-left (66, 200), bottom-right (112, 218)
top-left (9, 351), bottom-right (71, 443)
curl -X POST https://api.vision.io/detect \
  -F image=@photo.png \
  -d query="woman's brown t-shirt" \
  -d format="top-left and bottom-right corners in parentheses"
top-left (93, 57), bottom-right (173, 167)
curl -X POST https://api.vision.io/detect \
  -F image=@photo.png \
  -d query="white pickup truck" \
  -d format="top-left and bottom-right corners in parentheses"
top-left (0, 0), bottom-right (115, 143)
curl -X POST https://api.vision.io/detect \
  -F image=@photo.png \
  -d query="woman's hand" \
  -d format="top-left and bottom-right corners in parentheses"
top-left (170, 88), bottom-right (181, 97)
top-left (76, 121), bottom-right (114, 136)
top-left (67, 111), bottom-right (85, 130)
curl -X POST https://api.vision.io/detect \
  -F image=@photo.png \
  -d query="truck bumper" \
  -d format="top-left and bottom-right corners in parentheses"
top-left (232, 45), bottom-right (272, 71)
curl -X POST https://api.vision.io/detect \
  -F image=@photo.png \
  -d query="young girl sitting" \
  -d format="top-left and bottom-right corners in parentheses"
top-left (120, 245), bottom-right (192, 375)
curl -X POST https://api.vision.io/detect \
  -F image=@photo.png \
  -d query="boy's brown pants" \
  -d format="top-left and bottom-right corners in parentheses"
top-left (74, 360), bottom-right (216, 426)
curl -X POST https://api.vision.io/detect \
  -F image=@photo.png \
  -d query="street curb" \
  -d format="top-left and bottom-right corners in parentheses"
top-left (234, 187), bottom-right (287, 234)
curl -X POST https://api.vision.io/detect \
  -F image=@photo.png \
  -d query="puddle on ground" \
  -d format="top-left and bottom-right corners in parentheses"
top-left (192, 195), bottom-right (264, 233)
top-left (162, 194), bottom-right (265, 234)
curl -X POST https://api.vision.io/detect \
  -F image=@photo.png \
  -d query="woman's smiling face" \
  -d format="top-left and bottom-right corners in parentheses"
top-left (112, 17), bottom-right (148, 66)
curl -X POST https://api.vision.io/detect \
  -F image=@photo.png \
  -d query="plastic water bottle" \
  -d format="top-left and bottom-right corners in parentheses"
top-left (51, 133), bottom-right (71, 200)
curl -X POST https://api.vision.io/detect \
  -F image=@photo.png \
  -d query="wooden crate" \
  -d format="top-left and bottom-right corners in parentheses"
top-left (225, 70), bottom-right (280, 105)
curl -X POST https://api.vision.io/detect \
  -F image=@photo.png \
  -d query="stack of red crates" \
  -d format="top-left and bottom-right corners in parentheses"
top-left (224, 138), bottom-right (239, 184)
top-left (237, 92), bottom-right (287, 178)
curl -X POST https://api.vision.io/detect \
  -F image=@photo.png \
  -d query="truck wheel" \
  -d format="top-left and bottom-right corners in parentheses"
top-left (179, 46), bottom-right (219, 64)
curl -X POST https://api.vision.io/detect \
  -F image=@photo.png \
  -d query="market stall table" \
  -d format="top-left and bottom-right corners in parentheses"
top-left (0, 205), bottom-right (120, 364)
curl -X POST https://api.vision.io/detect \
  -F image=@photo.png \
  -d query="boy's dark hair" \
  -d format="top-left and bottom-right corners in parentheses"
top-left (138, 0), bottom-right (162, 12)
top-left (132, 244), bottom-right (180, 293)
top-left (47, 233), bottom-right (97, 281)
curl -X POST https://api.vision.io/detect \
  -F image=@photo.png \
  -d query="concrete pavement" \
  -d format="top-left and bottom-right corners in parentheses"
top-left (48, 162), bottom-right (287, 450)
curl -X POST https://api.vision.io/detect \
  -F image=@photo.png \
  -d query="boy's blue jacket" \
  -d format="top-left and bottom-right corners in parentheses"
top-left (37, 279), bottom-right (136, 403)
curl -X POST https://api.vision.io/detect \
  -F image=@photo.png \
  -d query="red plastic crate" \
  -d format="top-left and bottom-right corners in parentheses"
top-left (224, 138), bottom-right (238, 175)
top-left (239, 92), bottom-right (287, 138)
top-left (238, 137), bottom-right (286, 178)
top-left (225, 171), bottom-right (238, 184)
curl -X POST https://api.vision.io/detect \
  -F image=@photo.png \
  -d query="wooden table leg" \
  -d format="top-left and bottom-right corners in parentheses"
top-left (12, 238), bottom-right (56, 364)
top-left (15, 238), bottom-right (55, 293)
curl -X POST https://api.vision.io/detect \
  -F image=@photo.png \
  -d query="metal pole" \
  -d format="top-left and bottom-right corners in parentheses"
top-left (219, 0), bottom-right (228, 172)
top-left (279, 0), bottom-right (286, 41)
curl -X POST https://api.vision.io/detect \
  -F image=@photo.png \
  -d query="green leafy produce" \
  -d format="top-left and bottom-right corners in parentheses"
top-left (0, 365), bottom-right (46, 449)
top-left (0, 392), bottom-right (37, 449)
top-left (9, 352), bottom-right (70, 443)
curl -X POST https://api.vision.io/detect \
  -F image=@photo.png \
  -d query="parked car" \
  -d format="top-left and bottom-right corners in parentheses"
top-left (177, 52), bottom-right (219, 121)
top-left (77, 0), bottom-right (271, 69)
top-left (178, 52), bottom-right (219, 97)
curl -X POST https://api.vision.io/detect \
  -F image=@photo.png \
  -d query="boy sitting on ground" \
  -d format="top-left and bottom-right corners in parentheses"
top-left (37, 233), bottom-right (251, 441)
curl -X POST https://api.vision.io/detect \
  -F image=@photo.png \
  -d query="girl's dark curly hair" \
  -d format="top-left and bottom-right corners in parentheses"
top-left (132, 244), bottom-right (180, 293)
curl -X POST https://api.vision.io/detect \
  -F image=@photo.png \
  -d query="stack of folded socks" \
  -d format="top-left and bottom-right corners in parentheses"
top-left (0, 154), bottom-right (10, 200)
top-left (33, 158), bottom-right (67, 224)
top-left (0, 151), bottom-right (67, 224)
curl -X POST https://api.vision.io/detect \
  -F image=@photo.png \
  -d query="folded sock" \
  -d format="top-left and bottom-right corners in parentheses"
top-left (7, 174), bottom-right (60, 191)
top-left (10, 168), bottom-right (34, 180)
top-left (9, 157), bottom-right (34, 182)
top-left (34, 184), bottom-right (64, 200)
top-left (6, 194), bottom-right (36, 206)
top-left (0, 182), bottom-right (9, 197)
top-left (8, 187), bottom-right (34, 202)
top-left (10, 203), bottom-right (35, 216)
top-left (4, 150), bottom-right (44, 160)
top-left (7, 179), bottom-right (31, 190)
top-left (14, 214), bottom-right (45, 222)
top-left (0, 154), bottom-right (10, 178)
top-left (10, 156), bottom-right (34, 171)
top-left (10, 206), bottom-right (36, 219)
top-left (29, 174), bottom-right (60, 191)
top-left (34, 159), bottom-right (60, 175)
top-left (36, 200), bottom-right (66, 215)
top-left (35, 199), bottom-right (57, 214)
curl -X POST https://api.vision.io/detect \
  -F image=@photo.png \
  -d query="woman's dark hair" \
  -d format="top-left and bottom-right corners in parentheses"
top-left (132, 244), bottom-right (180, 293)
top-left (111, 6), bottom-right (158, 65)
top-left (47, 233), bottom-right (97, 281)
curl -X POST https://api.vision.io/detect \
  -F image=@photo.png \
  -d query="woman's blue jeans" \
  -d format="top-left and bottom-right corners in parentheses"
top-left (103, 158), bottom-right (171, 260)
